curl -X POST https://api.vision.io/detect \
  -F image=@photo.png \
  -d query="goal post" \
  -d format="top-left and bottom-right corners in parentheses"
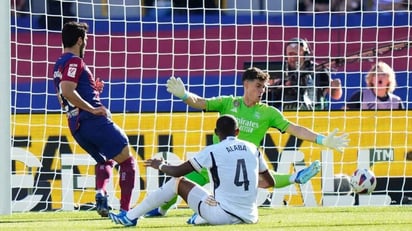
top-left (9, 1), bottom-right (412, 213)
top-left (1, 0), bottom-right (11, 215)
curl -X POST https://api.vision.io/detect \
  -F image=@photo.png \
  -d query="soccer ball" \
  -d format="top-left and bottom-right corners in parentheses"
top-left (350, 168), bottom-right (377, 194)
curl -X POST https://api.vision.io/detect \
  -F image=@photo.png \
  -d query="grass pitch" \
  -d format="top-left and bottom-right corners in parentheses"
top-left (1, 206), bottom-right (411, 231)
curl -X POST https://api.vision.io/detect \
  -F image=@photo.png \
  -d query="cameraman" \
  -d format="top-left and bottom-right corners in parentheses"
top-left (266, 38), bottom-right (342, 111)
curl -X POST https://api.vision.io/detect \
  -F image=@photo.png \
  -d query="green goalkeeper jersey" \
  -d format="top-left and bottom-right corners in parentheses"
top-left (206, 95), bottom-right (291, 146)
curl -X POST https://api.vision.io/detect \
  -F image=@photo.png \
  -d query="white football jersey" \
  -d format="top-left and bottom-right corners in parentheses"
top-left (189, 136), bottom-right (268, 223)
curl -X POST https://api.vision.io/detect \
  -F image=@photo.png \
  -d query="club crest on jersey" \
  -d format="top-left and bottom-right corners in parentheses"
top-left (254, 111), bottom-right (261, 119)
top-left (231, 100), bottom-right (240, 113)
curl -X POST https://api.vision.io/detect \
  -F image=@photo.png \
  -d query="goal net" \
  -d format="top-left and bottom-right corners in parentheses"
top-left (9, 0), bottom-right (412, 212)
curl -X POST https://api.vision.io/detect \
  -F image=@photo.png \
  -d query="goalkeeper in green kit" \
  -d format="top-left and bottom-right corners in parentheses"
top-left (145, 67), bottom-right (349, 223)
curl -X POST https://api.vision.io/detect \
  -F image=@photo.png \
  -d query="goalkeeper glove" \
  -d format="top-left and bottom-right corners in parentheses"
top-left (316, 128), bottom-right (349, 153)
top-left (166, 76), bottom-right (189, 100)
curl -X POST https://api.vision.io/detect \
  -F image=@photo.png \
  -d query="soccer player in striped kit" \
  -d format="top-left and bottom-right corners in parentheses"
top-left (52, 21), bottom-right (136, 217)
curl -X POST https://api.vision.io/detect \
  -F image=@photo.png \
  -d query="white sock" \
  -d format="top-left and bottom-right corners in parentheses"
top-left (289, 172), bottom-right (298, 183)
top-left (158, 207), bottom-right (167, 215)
top-left (127, 178), bottom-right (177, 220)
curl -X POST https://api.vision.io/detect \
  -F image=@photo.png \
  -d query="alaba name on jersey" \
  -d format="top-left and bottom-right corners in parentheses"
top-left (189, 136), bottom-right (268, 223)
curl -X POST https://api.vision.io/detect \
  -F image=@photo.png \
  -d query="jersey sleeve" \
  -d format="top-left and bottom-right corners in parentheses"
top-left (268, 105), bottom-right (290, 133)
top-left (205, 95), bottom-right (232, 112)
top-left (61, 57), bottom-right (84, 83)
top-left (189, 147), bottom-right (212, 172)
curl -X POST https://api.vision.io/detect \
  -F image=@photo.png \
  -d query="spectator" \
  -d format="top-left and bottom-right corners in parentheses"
top-left (265, 38), bottom-right (342, 111)
top-left (344, 61), bottom-right (404, 110)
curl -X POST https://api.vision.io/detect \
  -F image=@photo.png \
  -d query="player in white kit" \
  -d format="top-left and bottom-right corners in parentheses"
top-left (108, 114), bottom-right (275, 226)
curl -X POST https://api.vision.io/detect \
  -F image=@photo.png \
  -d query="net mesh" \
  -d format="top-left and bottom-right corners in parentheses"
top-left (10, 0), bottom-right (412, 211)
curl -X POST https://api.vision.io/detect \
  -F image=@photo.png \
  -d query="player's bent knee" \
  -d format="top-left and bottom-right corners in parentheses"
top-left (113, 146), bottom-right (133, 164)
top-left (176, 177), bottom-right (196, 202)
top-left (175, 177), bottom-right (183, 192)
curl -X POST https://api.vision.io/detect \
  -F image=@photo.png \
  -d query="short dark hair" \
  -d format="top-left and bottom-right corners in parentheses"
top-left (286, 37), bottom-right (311, 56)
top-left (215, 114), bottom-right (238, 137)
top-left (62, 21), bottom-right (88, 48)
top-left (242, 67), bottom-right (269, 82)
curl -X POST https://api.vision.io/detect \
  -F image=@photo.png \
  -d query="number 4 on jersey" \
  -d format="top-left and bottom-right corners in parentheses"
top-left (234, 159), bottom-right (250, 191)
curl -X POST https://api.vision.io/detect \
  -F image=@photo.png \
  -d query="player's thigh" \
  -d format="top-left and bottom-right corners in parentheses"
top-left (186, 186), bottom-right (241, 225)
top-left (78, 118), bottom-right (129, 159)
top-left (73, 130), bottom-right (106, 163)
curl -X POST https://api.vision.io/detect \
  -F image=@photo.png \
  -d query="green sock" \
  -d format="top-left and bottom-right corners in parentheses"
top-left (160, 168), bottom-right (210, 212)
top-left (271, 170), bottom-right (293, 188)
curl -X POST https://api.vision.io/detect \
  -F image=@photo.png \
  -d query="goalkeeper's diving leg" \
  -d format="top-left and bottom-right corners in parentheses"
top-left (145, 168), bottom-right (209, 217)
top-left (145, 160), bottom-right (321, 217)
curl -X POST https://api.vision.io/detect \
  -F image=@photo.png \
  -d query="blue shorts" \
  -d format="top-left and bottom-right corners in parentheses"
top-left (73, 116), bottom-right (129, 163)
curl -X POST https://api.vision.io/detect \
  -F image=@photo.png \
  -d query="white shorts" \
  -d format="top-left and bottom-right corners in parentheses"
top-left (186, 186), bottom-right (243, 225)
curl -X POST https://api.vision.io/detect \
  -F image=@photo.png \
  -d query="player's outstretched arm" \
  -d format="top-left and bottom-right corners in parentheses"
top-left (316, 128), bottom-right (349, 153)
top-left (286, 124), bottom-right (349, 153)
top-left (166, 76), bottom-right (206, 110)
top-left (144, 158), bottom-right (195, 177)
